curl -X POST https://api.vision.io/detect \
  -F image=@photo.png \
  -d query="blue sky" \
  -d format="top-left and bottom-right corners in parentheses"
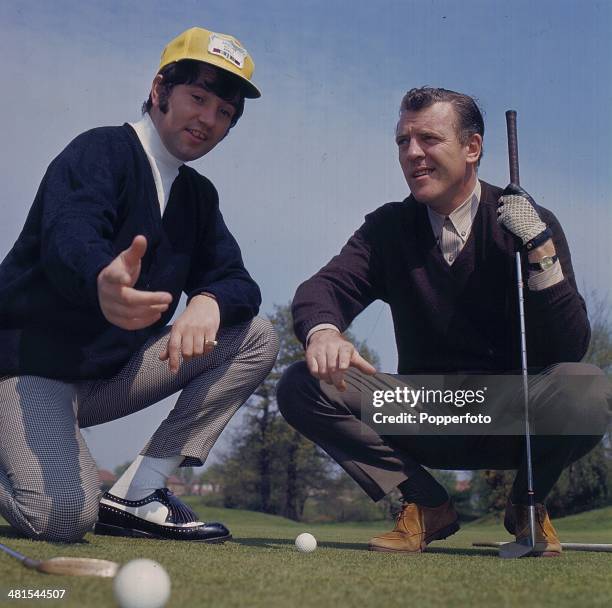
top-left (1, 0), bottom-right (610, 468)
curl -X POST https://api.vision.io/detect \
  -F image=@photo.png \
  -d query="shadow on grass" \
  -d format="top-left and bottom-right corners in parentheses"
top-left (232, 537), bottom-right (366, 551)
top-left (424, 546), bottom-right (496, 557)
top-left (1, 525), bottom-right (499, 559)
top-left (0, 525), bottom-right (22, 539)
top-left (231, 536), bottom-right (493, 557)
top-left (0, 525), bottom-right (91, 547)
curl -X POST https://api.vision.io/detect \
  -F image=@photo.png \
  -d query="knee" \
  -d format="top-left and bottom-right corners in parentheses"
top-left (248, 317), bottom-right (280, 370)
top-left (18, 484), bottom-right (100, 543)
top-left (276, 361), bottom-right (314, 422)
top-left (547, 362), bottom-right (609, 404)
top-left (41, 491), bottom-right (99, 543)
top-left (548, 362), bottom-right (605, 377)
top-left (541, 363), bottom-right (610, 432)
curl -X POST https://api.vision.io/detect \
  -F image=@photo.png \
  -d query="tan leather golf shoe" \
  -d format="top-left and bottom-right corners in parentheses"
top-left (504, 500), bottom-right (562, 557)
top-left (368, 500), bottom-right (459, 553)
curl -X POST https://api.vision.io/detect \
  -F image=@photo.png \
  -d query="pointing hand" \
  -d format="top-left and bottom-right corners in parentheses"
top-left (97, 235), bottom-right (172, 330)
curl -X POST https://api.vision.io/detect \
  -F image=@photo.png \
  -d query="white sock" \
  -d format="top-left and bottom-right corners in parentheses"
top-left (108, 454), bottom-right (184, 501)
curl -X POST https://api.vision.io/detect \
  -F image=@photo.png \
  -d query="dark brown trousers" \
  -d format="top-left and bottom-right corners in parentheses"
top-left (277, 361), bottom-right (609, 502)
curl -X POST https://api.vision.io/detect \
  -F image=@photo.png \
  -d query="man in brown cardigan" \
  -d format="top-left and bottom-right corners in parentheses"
top-left (277, 87), bottom-right (609, 556)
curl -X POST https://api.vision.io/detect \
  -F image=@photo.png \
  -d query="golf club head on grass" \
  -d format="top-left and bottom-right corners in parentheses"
top-left (34, 556), bottom-right (119, 577)
top-left (0, 542), bottom-right (119, 577)
top-left (498, 538), bottom-right (548, 559)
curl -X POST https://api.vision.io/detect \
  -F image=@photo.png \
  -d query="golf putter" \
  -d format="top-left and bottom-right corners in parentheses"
top-left (0, 541), bottom-right (119, 577)
top-left (498, 111), bottom-right (546, 559)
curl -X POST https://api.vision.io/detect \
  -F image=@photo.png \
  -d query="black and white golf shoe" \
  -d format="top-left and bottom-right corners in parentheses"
top-left (95, 488), bottom-right (231, 542)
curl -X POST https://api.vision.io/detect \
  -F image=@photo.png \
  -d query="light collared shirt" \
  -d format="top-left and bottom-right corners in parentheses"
top-left (306, 180), bottom-right (563, 345)
top-left (130, 113), bottom-right (183, 213)
top-left (427, 181), bottom-right (481, 266)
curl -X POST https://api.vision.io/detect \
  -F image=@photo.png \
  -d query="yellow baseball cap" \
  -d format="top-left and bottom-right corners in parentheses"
top-left (159, 27), bottom-right (261, 98)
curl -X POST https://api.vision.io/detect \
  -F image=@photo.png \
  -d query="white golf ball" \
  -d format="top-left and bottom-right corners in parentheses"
top-left (113, 558), bottom-right (171, 608)
top-left (295, 532), bottom-right (317, 553)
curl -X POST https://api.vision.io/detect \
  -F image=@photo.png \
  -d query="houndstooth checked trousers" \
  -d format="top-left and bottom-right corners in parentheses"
top-left (0, 317), bottom-right (278, 542)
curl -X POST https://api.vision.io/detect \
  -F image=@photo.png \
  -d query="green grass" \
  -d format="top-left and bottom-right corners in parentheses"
top-left (1, 502), bottom-right (611, 608)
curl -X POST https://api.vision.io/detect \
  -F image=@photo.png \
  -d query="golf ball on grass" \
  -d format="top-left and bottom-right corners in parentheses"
top-left (113, 559), bottom-right (171, 608)
top-left (295, 532), bottom-right (317, 553)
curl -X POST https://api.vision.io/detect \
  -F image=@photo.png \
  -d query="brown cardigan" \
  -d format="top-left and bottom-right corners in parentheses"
top-left (292, 181), bottom-right (589, 374)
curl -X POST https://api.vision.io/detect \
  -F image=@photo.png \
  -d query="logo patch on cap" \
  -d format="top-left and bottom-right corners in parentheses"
top-left (208, 33), bottom-right (247, 69)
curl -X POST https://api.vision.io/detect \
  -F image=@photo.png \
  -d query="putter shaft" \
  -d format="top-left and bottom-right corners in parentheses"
top-left (503, 109), bottom-right (538, 557)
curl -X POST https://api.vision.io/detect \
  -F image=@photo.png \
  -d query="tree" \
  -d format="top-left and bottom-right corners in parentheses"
top-left (430, 470), bottom-right (478, 520)
top-left (303, 469), bottom-right (392, 522)
top-left (197, 462), bottom-right (226, 500)
top-left (584, 290), bottom-right (612, 374)
top-left (470, 470), bottom-right (514, 515)
top-left (217, 302), bottom-right (379, 520)
top-left (546, 445), bottom-right (609, 516)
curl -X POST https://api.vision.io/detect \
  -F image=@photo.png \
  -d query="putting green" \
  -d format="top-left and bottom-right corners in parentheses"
top-left (1, 503), bottom-right (611, 607)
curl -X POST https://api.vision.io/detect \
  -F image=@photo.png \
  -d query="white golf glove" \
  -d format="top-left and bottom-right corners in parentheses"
top-left (497, 183), bottom-right (547, 246)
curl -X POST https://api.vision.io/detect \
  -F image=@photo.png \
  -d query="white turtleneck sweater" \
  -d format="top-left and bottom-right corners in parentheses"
top-left (130, 113), bottom-right (183, 213)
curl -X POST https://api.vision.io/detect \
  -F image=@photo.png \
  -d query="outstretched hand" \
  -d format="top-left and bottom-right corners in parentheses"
top-left (306, 329), bottom-right (376, 391)
top-left (97, 235), bottom-right (172, 330)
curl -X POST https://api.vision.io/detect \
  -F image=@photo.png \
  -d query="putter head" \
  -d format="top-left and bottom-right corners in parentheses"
top-left (38, 557), bottom-right (119, 577)
top-left (499, 538), bottom-right (548, 559)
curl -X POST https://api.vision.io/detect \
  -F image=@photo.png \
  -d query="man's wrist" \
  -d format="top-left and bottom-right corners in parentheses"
top-left (527, 254), bottom-right (558, 272)
top-left (527, 260), bottom-right (564, 290)
top-left (191, 292), bottom-right (217, 303)
top-left (527, 238), bottom-right (556, 262)
top-left (189, 292), bottom-right (220, 313)
top-left (306, 324), bottom-right (340, 346)
top-left (523, 227), bottom-right (552, 252)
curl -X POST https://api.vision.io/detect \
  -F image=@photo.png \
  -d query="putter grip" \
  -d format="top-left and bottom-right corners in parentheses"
top-left (505, 110), bottom-right (520, 186)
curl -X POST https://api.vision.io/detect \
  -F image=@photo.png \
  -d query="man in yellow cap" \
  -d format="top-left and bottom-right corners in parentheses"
top-left (0, 27), bottom-right (277, 543)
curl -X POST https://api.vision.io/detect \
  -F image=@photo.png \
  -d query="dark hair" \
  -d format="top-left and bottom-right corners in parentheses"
top-left (399, 87), bottom-right (484, 163)
top-left (142, 59), bottom-right (245, 128)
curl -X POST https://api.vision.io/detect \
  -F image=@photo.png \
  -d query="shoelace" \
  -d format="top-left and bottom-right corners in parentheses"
top-left (159, 488), bottom-right (200, 525)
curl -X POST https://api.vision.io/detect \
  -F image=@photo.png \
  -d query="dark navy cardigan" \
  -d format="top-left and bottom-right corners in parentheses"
top-left (292, 181), bottom-right (590, 374)
top-left (0, 124), bottom-right (260, 380)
